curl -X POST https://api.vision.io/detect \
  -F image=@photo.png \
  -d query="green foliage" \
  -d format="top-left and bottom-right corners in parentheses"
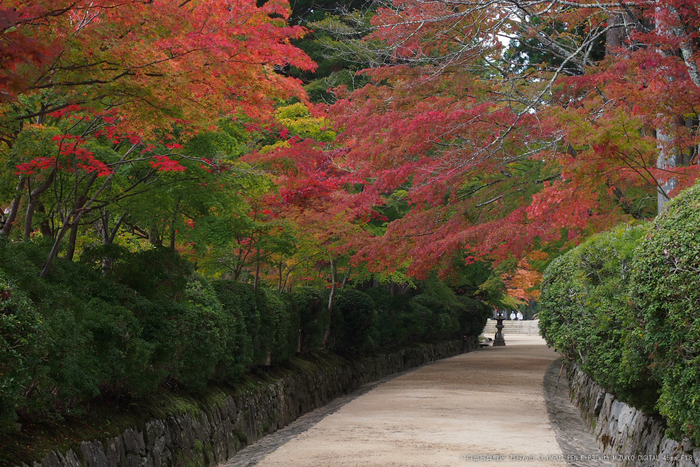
top-left (0, 237), bottom-right (482, 435)
top-left (261, 288), bottom-right (299, 363)
top-left (210, 281), bottom-right (253, 379)
top-left (288, 6), bottom-right (380, 103)
top-left (110, 248), bottom-right (193, 300)
top-left (0, 268), bottom-right (45, 432)
top-left (629, 183), bottom-right (700, 444)
top-left (456, 296), bottom-right (492, 338)
top-left (293, 287), bottom-right (328, 352)
top-left (171, 274), bottom-right (230, 392)
top-left (184, 120), bottom-right (251, 161)
top-left (80, 299), bottom-right (157, 395)
top-left (275, 104), bottom-right (336, 142)
top-left (408, 276), bottom-right (461, 340)
top-left (211, 281), bottom-right (298, 366)
top-left (365, 287), bottom-right (415, 345)
top-left (365, 274), bottom-right (489, 346)
top-left (331, 289), bottom-right (378, 352)
top-left (211, 281), bottom-right (260, 367)
top-left (539, 223), bottom-right (658, 411)
top-left (541, 187), bottom-right (700, 445)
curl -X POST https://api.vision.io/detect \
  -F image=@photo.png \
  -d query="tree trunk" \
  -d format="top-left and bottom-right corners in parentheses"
top-left (40, 172), bottom-right (99, 278)
top-left (149, 226), bottom-right (162, 247)
top-left (99, 211), bottom-right (125, 275)
top-left (322, 258), bottom-right (336, 347)
top-left (605, 12), bottom-right (633, 54)
top-left (65, 221), bottom-right (80, 262)
top-left (0, 179), bottom-right (25, 237)
top-left (653, 6), bottom-right (700, 213)
top-left (23, 169), bottom-right (56, 240)
top-left (37, 203), bottom-right (52, 237)
top-left (253, 251), bottom-right (261, 291)
top-left (41, 215), bottom-right (76, 278)
top-left (342, 266), bottom-right (351, 287)
top-left (656, 127), bottom-right (678, 214)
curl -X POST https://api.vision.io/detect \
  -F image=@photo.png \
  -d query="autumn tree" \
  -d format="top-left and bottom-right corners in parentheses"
top-left (0, 0), bottom-right (316, 276)
top-left (306, 0), bottom-right (700, 281)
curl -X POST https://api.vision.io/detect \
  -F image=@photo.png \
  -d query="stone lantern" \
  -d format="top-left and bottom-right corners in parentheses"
top-left (492, 309), bottom-right (506, 346)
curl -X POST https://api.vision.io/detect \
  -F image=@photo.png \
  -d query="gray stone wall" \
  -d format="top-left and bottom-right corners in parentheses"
top-left (19, 340), bottom-right (471, 467)
top-left (568, 364), bottom-right (700, 467)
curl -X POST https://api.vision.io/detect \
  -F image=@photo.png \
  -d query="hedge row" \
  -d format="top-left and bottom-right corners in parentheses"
top-left (0, 241), bottom-right (490, 434)
top-left (540, 182), bottom-right (700, 445)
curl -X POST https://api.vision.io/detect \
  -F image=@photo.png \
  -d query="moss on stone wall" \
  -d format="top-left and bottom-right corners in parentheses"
top-left (4, 340), bottom-right (471, 467)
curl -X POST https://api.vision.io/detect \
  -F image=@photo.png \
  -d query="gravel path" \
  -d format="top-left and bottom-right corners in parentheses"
top-left (220, 335), bottom-right (609, 467)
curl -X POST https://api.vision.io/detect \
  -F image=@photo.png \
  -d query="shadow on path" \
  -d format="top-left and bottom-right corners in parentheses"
top-left (543, 358), bottom-right (612, 467)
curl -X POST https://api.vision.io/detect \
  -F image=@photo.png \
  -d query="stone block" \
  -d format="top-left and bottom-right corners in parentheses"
top-left (122, 429), bottom-right (146, 456)
top-left (39, 451), bottom-right (61, 467)
top-left (61, 450), bottom-right (81, 467)
top-left (80, 441), bottom-right (109, 467)
top-left (145, 420), bottom-right (165, 452)
top-left (594, 391), bottom-right (606, 417)
top-left (105, 437), bottom-right (125, 467)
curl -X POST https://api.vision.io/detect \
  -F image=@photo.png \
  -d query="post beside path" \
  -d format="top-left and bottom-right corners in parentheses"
top-left (493, 309), bottom-right (507, 346)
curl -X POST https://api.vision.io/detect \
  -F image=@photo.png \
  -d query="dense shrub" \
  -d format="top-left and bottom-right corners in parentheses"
top-left (331, 289), bottom-right (378, 352)
top-left (365, 287), bottom-right (416, 345)
top-left (212, 281), bottom-right (299, 366)
top-left (211, 280), bottom-right (257, 370)
top-left (110, 247), bottom-right (193, 300)
top-left (170, 274), bottom-right (230, 392)
top-left (0, 269), bottom-right (45, 432)
top-left (408, 276), bottom-right (462, 340)
top-left (293, 287), bottom-right (327, 352)
top-left (0, 239), bottom-right (480, 434)
top-left (539, 224), bottom-right (658, 411)
top-left (541, 183), bottom-right (700, 445)
top-left (262, 288), bottom-right (299, 363)
top-left (456, 296), bottom-right (491, 337)
top-left (629, 184), bottom-right (700, 444)
top-left (366, 277), bottom-right (488, 346)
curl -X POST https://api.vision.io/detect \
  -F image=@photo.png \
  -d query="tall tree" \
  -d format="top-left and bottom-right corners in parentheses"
top-left (310, 0), bottom-right (700, 278)
top-left (0, 0), bottom-right (316, 276)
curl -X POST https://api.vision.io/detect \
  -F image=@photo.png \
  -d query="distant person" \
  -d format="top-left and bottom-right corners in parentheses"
top-left (517, 311), bottom-right (523, 321)
top-left (510, 311), bottom-right (516, 321)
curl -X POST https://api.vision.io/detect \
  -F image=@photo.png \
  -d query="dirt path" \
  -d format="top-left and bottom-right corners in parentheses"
top-left (221, 335), bottom-right (609, 467)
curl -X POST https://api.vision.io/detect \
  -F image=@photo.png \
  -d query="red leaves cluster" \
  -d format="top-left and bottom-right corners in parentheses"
top-left (316, 0), bottom-right (700, 282)
top-left (16, 134), bottom-right (112, 176)
top-left (247, 139), bottom-right (350, 210)
top-left (149, 155), bottom-right (186, 173)
top-left (0, 7), bottom-right (51, 100)
top-left (15, 106), bottom-right (194, 177)
top-left (2, 0), bottom-right (316, 134)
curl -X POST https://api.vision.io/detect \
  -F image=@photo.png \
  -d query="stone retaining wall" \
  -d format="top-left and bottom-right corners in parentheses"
top-left (568, 363), bottom-right (700, 467)
top-left (18, 339), bottom-right (473, 467)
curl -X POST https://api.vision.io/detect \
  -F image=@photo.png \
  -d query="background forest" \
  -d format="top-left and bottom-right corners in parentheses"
top-left (1, 0), bottom-right (700, 455)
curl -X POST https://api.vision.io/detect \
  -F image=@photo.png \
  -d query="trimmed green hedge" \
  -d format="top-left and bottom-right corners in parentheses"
top-left (0, 241), bottom-right (489, 434)
top-left (540, 181), bottom-right (700, 444)
top-left (539, 224), bottom-right (658, 411)
top-left (629, 184), bottom-right (700, 443)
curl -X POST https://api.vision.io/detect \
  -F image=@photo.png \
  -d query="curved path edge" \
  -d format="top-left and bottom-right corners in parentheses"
top-left (224, 342), bottom-right (614, 467)
top-left (543, 358), bottom-right (613, 467)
